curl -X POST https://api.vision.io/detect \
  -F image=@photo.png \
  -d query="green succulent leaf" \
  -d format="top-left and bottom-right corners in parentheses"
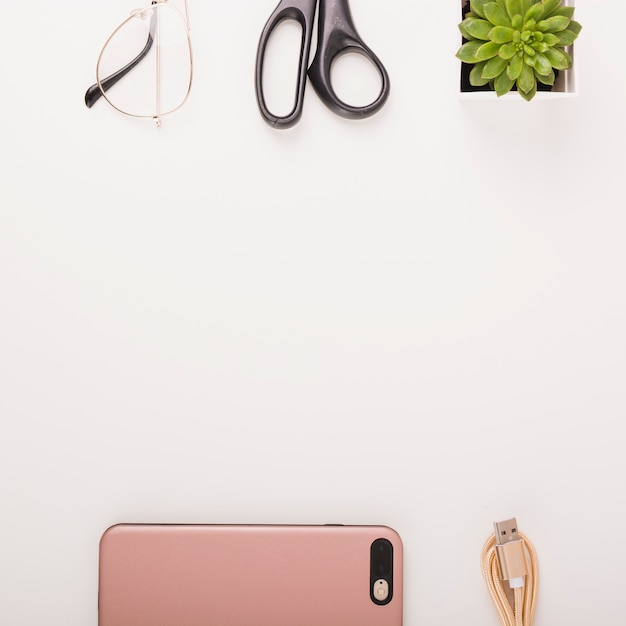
top-left (533, 52), bottom-right (552, 75)
top-left (482, 55), bottom-right (508, 79)
top-left (490, 26), bottom-right (514, 43)
top-left (470, 0), bottom-right (490, 19)
top-left (544, 46), bottom-right (572, 69)
top-left (458, 20), bottom-right (473, 40)
top-left (474, 41), bottom-right (503, 61)
top-left (456, 40), bottom-right (484, 63)
top-left (523, 44), bottom-right (536, 56)
top-left (484, 2), bottom-right (512, 26)
top-left (505, 0), bottom-right (522, 20)
top-left (499, 43), bottom-right (517, 59)
top-left (552, 6), bottom-right (575, 19)
top-left (494, 71), bottom-right (515, 96)
top-left (537, 15), bottom-right (571, 33)
top-left (507, 54), bottom-right (524, 80)
top-left (519, 81), bottom-right (537, 100)
top-left (520, 0), bottom-right (532, 13)
top-left (568, 20), bottom-right (583, 36)
top-left (524, 3), bottom-right (544, 23)
top-left (536, 68), bottom-right (555, 85)
top-left (518, 61), bottom-right (536, 93)
top-left (464, 18), bottom-right (494, 39)
top-left (511, 14), bottom-right (523, 29)
top-left (556, 29), bottom-right (578, 46)
top-left (532, 41), bottom-right (549, 53)
top-left (538, 0), bottom-right (562, 19)
top-left (469, 62), bottom-right (491, 86)
top-left (542, 33), bottom-right (560, 46)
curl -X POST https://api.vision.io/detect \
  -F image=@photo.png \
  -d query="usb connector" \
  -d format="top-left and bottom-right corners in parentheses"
top-left (494, 518), bottom-right (527, 589)
top-left (481, 517), bottom-right (538, 626)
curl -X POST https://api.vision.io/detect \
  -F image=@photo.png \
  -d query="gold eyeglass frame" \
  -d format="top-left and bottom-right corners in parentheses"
top-left (89, 0), bottom-right (193, 126)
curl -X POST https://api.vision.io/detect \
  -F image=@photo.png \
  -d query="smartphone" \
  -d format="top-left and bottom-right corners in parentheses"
top-left (98, 523), bottom-right (403, 626)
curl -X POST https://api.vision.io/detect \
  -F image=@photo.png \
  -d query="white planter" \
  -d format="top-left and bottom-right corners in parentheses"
top-left (458, 0), bottom-right (578, 100)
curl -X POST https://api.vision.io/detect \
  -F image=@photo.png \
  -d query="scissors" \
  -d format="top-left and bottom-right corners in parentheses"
top-left (255, 0), bottom-right (390, 129)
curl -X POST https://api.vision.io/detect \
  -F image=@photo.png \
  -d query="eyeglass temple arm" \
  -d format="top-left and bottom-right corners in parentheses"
top-left (84, 11), bottom-right (157, 109)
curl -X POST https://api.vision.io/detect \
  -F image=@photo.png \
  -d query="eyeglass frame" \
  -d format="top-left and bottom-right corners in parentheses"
top-left (84, 0), bottom-right (193, 126)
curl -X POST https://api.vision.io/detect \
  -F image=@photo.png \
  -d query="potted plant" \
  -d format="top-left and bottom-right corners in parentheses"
top-left (456, 0), bottom-right (582, 101)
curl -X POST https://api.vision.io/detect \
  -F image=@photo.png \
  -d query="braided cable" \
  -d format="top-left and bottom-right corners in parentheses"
top-left (480, 531), bottom-right (539, 626)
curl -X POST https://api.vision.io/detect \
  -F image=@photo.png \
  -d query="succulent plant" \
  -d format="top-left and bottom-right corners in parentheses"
top-left (456, 0), bottom-right (582, 100)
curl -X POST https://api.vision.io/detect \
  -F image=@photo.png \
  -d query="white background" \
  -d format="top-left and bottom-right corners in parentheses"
top-left (1, 1), bottom-right (625, 624)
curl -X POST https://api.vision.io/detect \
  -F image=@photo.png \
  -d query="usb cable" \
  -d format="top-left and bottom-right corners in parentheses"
top-left (480, 518), bottom-right (539, 626)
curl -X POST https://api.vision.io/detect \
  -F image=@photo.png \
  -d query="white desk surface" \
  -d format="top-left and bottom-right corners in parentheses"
top-left (1, 1), bottom-right (624, 624)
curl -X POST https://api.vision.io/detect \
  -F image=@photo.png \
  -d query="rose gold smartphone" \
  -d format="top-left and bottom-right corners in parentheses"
top-left (98, 523), bottom-right (403, 626)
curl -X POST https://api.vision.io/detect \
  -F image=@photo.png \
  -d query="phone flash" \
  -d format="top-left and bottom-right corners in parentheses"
top-left (373, 578), bottom-right (389, 601)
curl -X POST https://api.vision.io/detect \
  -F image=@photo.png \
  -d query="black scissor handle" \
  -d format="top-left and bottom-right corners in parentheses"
top-left (308, 0), bottom-right (390, 120)
top-left (255, 0), bottom-right (317, 129)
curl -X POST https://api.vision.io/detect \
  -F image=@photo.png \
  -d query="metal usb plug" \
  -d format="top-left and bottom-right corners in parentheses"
top-left (494, 518), bottom-right (528, 589)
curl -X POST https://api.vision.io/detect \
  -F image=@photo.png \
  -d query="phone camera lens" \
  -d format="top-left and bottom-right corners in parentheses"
top-left (370, 539), bottom-right (393, 606)
top-left (372, 539), bottom-right (391, 576)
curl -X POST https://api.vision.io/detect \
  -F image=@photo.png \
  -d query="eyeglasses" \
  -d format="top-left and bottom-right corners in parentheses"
top-left (84, 0), bottom-right (193, 126)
